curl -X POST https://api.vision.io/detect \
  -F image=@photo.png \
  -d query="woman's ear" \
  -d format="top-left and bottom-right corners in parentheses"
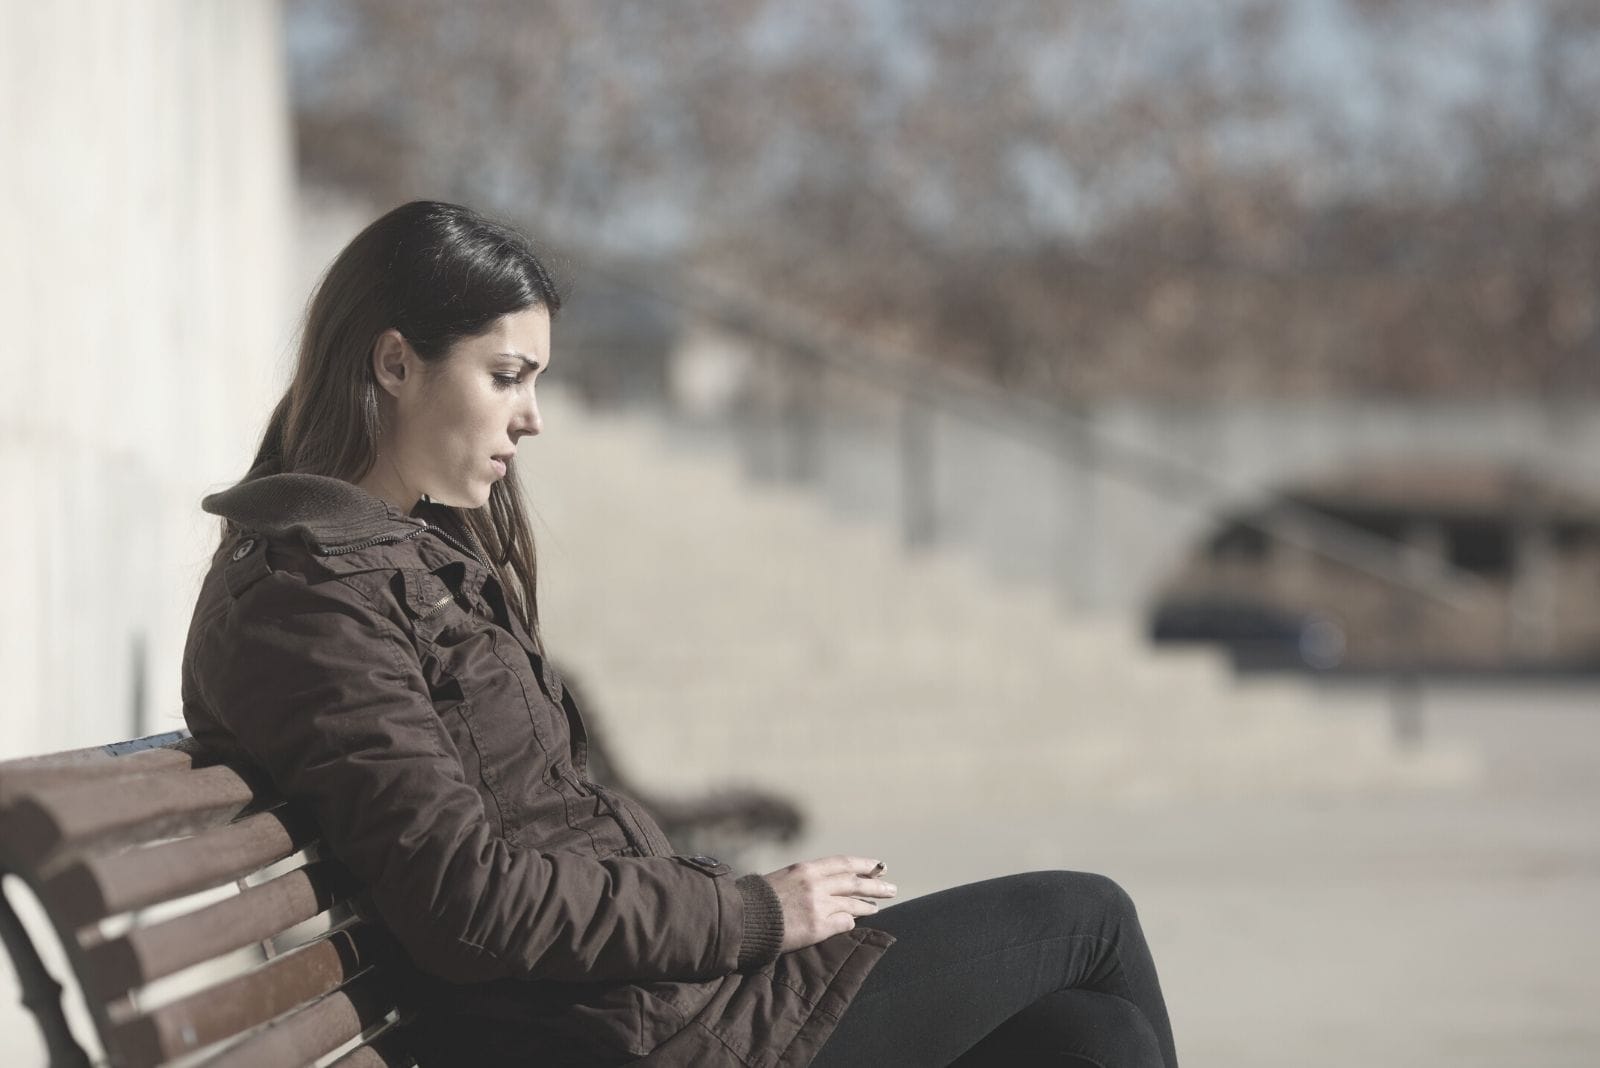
top-left (372, 328), bottom-right (412, 398)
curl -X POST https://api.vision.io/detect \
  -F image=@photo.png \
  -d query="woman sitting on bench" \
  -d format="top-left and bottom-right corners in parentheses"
top-left (182, 199), bottom-right (1179, 1068)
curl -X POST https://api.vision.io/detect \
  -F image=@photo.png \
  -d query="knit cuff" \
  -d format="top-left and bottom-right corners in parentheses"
top-left (734, 874), bottom-right (785, 970)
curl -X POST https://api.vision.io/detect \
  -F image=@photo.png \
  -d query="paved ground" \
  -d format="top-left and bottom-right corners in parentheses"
top-left (743, 679), bottom-right (1600, 1068)
top-left (2, 680), bottom-right (1594, 1065)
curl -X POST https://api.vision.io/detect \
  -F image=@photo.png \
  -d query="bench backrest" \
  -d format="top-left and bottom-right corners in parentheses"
top-left (0, 731), bottom-right (415, 1067)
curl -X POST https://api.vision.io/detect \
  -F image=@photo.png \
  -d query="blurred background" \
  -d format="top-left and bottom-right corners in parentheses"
top-left (2, 1), bottom-right (1597, 1064)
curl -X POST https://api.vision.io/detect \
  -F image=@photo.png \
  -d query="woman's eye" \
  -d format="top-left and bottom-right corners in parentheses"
top-left (492, 373), bottom-right (520, 389)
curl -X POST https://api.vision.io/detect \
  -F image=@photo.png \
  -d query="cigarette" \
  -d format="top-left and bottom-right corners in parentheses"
top-left (867, 861), bottom-right (886, 878)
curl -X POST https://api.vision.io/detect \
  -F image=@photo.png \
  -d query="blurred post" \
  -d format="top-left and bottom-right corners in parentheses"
top-left (899, 394), bottom-right (936, 550)
top-left (1057, 411), bottom-right (1100, 613)
top-left (1508, 466), bottom-right (1557, 664)
top-left (1391, 521), bottom-right (1449, 746)
top-left (780, 349), bottom-right (821, 485)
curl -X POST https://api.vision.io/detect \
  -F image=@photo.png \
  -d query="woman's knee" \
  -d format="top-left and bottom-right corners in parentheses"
top-left (1029, 870), bottom-right (1141, 928)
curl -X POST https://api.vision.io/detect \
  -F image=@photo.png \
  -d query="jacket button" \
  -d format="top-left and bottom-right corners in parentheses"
top-left (688, 854), bottom-right (721, 868)
top-left (230, 537), bottom-right (256, 561)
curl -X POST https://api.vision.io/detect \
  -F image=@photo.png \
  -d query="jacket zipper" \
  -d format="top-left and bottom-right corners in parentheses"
top-left (425, 521), bottom-right (492, 573)
top-left (317, 525), bottom-right (430, 556)
top-left (459, 521), bottom-right (493, 572)
top-left (416, 591), bottom-right (456, 619)
top-left (313, 516), bottom-right (490, 574)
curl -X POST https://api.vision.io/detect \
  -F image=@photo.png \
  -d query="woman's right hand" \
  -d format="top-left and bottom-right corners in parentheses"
top-left (761, 855), bottom-right (898, 952)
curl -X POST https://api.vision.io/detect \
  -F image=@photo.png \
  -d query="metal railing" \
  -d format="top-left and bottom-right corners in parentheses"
top-left (565, 250), bottom-right (1503, 620)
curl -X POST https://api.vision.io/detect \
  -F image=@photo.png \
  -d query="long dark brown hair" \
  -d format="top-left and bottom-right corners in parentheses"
top-left (215, 199), bottom-right (563, 648)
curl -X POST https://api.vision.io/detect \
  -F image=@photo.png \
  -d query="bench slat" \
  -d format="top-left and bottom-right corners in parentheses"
top-left (191, 968), bottom-right (397, 1068)
top-left (0, 735), bottom-right (430, 1066)
top-left (0, 764), bottom-right (262, 870)
top-left (0, 735), bottom-right (205, 808)
top-left (81, 861), bottom-right (355, 1001)
top-left (45, 808), bottom-right (314, 926)
top-left (327, 1028), bottom-right (418, 1068)
top-left (107, 923), bottom-right (383, 1065)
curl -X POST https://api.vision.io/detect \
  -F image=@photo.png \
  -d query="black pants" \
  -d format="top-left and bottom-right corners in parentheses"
top-left (808, 871), bottom-right (1178, 1068)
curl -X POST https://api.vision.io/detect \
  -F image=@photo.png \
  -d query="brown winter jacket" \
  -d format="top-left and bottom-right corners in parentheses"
top-left (179, 466), bottom-right (893, 1066)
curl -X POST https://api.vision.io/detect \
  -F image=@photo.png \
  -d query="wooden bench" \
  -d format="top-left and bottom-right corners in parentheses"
top-left (0, 722), bottom-right (805, 1066)
top-left (0, 731), bottom-right (418, 1067)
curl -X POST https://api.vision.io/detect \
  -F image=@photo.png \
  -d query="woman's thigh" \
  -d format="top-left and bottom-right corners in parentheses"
top-left (808, 871), bottom-right (1171, 1068)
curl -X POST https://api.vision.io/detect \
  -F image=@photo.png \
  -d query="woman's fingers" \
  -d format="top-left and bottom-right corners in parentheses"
top-left (794, 858), bottom-right (900, 900)
top-left (765, 858), bottom-right (896, 894)
top-left (814, 855), bottom-right (884, 877)
top-left (761, 856), bottom-right (898, 951)
top-left (823, 872), bottom-right (897, 899)
top-left (834, 896), bottom-right (881, 918)
top-left (763, 855), bottom-right (878, 882)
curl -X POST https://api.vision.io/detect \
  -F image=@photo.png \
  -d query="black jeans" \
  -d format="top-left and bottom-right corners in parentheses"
top-left (808, 871), bottom-right (1178, 1068)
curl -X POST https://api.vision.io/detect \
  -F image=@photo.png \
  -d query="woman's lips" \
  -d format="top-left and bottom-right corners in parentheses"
top-left (490, 457), bottom-right (508, 478)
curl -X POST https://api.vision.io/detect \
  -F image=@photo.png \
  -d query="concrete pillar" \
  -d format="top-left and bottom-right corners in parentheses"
top-left (0, 0), bottom-right (293, 758)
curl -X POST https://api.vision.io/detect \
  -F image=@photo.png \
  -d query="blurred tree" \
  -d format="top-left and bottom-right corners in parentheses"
top-left (287, 0), bottom-right (1600, 400)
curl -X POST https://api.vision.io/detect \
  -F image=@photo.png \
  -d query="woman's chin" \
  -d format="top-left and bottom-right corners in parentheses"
top-left (426, 484), bottom-right (493, 510)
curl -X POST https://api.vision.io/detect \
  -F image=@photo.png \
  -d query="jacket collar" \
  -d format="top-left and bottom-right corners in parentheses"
top-left (201, 458), bottom-right (432, 552)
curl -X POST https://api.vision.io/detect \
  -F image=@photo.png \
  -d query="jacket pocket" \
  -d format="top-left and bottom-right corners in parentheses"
top-left (630, 975), bottom-right (729, 1061)
top-left (591, 782), bottom-right (676, 857)
top-left (396, 566), bottom-right (564, 826)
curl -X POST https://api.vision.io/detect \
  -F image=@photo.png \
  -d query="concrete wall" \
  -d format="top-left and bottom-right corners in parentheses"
top-left (0, 1), bottom-right (294, 759)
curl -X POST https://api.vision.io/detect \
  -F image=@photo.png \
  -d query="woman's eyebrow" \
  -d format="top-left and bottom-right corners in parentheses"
top-left (496, 351), bottom-right (542, 371)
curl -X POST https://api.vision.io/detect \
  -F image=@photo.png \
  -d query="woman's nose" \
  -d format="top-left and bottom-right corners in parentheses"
top-left (518, 392), bottom-right (542, 437)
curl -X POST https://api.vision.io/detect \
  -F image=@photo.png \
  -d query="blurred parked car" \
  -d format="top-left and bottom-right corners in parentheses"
top-left (1149, 596), bottom-right (1347, 672)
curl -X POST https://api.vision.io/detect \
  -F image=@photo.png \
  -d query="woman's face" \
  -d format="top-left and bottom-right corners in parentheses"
top-left (361, 304), bottom-right (551, 512)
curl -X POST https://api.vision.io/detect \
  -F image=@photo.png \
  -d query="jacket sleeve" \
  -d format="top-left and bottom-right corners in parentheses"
top-left (190, 567), bottom-right (784, 985)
